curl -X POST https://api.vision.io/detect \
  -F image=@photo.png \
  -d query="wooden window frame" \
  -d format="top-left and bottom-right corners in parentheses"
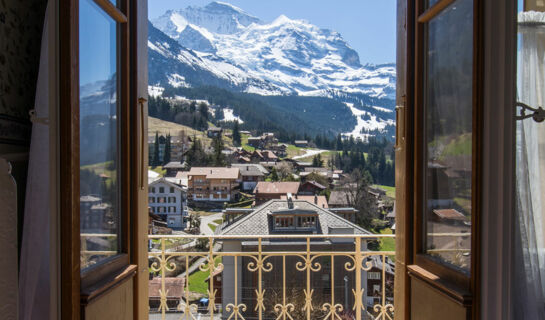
top-left (60, 0), bottom-right (139, 318)
top-left (410, 0), bottom-right (482, 309)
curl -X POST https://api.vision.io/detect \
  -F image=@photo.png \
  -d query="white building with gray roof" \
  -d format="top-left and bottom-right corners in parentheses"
top-left (217, 198), bottom-right (377, 318)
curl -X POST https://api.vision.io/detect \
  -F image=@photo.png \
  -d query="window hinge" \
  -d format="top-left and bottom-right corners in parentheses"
top-left (395, 95), bottom-right (406, 150)
top-left (138, 97), bottom-right (147, 190)
top-left (516, 102), bottom-right (545, 123)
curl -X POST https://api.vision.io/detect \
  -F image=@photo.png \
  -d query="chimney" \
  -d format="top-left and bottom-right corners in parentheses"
top-left (287, 193), bottom-right (294, 209)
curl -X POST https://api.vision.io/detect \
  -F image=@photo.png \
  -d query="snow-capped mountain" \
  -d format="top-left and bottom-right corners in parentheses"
top-left (148, 1), bottom-right (396, 139)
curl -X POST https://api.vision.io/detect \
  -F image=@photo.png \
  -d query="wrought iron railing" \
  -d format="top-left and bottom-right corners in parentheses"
top-left (147, 234), bottom-right (396, 320)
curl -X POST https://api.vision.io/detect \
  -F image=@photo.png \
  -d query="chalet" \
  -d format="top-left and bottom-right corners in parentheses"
top-left (250, 150), bottom-right (278, 163)
top-left (187, 167), bottom-right (241, 202)
top-left (294, 140), bottom-right (308, 147)
top-left (148, 211), bottom-right (171, 235)
top-left (207, 127), bottom-right (223, 138)
top-left (253, 181), bottom-right (300, 205)
top-left (298, 180), bottom-right (327, 195)
top-left (366, 255), bottom-right (395, 313)
top-left (148, 134), bottom-right (192, 163)
top-left (328, 190), bottom-right (353, 208)
top-left (433, 208), bottom-right (467, 225)
top-left (163, 161), bottom-right (187, 177)
top-left (247, 137), bottom-right (264, 149)
top-left (148, 277), bottom-right (185, 311)
top-left (148, 178), bottom-right (188, 229)
top-left (80, 195), bottom-right (114, 233)
top-left (269, 143), bottom-right (288, 157)
top-left (231, 164), bottom-right (269, 192)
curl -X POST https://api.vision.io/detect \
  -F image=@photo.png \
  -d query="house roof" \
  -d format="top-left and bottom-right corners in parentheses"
top-left (80, 195), bottom-right (101, 203)
top-left (231, 163), bottom-right (269, 175)
top-left (294, 140), bottom-right (308, 144)
top-left (301, 180), bottom-right (327, 190)
top-left (148, 277), bottom-right (185, 299)
top-left (368, 255), bottom-right (395, 276)
top-left (163, 161), bottom-right (186, 169)
top-left (433, 208), bottom-right (466, 220)
top-left (219, 199), bottom-right (371, 236)
top-left (188, 167), bottom-right (240, 180)
top-left (175, 171), bottom-right (189, 180)
top-left (149, 177), bottom-right (186, 191)
top-left (254, 182), bottom-right (300, 195)
top-left (304, 167), bottom-right (329, 173)
top-left (328, 190), bottom-right (353, 206)
top-left (281, 194), bottom-right (328, 208)
top-left (231, 164), bottom-right (267, 176)
top-left (261, 150), bottom-right (278, 159)
top-left (207, 127), bottom-right (222, 132)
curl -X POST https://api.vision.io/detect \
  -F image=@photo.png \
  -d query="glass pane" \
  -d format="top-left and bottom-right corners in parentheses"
top-left (79, 0), bottom-right (120, 270)
top-left (427, 0), bottom-right (441, 8)
top-left (422, 0), bottom-right (473, 273)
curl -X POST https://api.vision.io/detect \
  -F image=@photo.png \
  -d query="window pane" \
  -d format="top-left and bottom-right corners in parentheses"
top-left (79, 0), bottom-right (120, 270)
top-left (427, 0), bottom-right (441, 8)
top-left (422, 0), bottom-right (473, 273)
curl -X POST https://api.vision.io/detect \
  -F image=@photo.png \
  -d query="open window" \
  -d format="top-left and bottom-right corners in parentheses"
top-left (59, 0), bottom-right (148, 318)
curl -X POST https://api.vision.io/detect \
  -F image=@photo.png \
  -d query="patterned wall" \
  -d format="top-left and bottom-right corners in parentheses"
top-left (0, 0), bottom-right (47, 145)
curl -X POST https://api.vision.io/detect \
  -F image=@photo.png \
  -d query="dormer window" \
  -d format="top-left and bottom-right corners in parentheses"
top-left (274, 216), bottom-right (294, 229)
top-left (273, 214), bottom-right (317, 230)
top-left (298, 216), bottom-right (317, 228)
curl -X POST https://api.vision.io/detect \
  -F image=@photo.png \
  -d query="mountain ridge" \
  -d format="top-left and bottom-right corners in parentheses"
top-left (148, 1), bottom-right (396, 140)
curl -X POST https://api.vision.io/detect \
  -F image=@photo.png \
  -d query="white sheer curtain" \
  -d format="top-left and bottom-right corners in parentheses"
top-left (18, 2), bottom-right (51, 319)
top-left (514, 10), bottom-right (545, 319)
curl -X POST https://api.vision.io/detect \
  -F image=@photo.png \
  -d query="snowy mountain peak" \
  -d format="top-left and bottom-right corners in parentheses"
top-left (271, 14), bottom-right (295, 25)
top-left (179, 24), bottom-right (216, 53)
top-left (204, 1), bottom-right (254, 17)
top-left (153, 1), bottom-right (262, 36)
top-left (148, 3), bottom-right (396, 139)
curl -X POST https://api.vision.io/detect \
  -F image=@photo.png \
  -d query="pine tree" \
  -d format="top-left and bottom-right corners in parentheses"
top-left (153, 131), bottom-right (160, 166)
top-left (211, 136), bottom-right (226, 166)
top-left (232, 121), bottom-right (241, 147)
top-left (312, 153), bottom-right (324, 167)
top-left (336, 133), bottom-right (343, 151)
top-left (199, 102), bottom-right (208, 120)
top-left (186, 138), bottom-right (207, 167)
top-left (163, 133), bottom-right (171, 165)
top-left (214, 107), bottom-right (224, 121)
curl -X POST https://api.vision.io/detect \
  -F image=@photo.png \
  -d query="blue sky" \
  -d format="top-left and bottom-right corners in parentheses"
top-left (148, 0), bottom-right (397, 65)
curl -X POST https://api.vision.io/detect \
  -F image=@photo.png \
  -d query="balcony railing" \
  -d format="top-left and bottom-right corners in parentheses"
top-left (147, 234), bottom-right (395, 320)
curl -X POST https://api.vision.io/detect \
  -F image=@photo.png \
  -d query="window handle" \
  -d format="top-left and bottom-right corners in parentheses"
top-left (395, 95), bottom-right (406, 150)
top-left (138, 97), bottom-right (147, 190)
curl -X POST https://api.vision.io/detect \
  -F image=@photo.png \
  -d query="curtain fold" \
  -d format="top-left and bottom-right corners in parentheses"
top-left (18, 2), bottom-right (51, 319)
top-left (514, 10), bottom-right (545, 320)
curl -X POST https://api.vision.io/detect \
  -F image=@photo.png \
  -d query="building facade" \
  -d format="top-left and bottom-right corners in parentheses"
top-left (187, 167), bottom-right (241, 202)
top-left (148, 178), bottom-right (188, 229)
top-left (231, 164), bottom-right (269, 192)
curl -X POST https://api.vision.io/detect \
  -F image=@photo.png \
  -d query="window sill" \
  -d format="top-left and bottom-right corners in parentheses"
top-left (407, 264), bottom-right (472, 307)
top-left (81, 264), bottom-right (137, 306)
